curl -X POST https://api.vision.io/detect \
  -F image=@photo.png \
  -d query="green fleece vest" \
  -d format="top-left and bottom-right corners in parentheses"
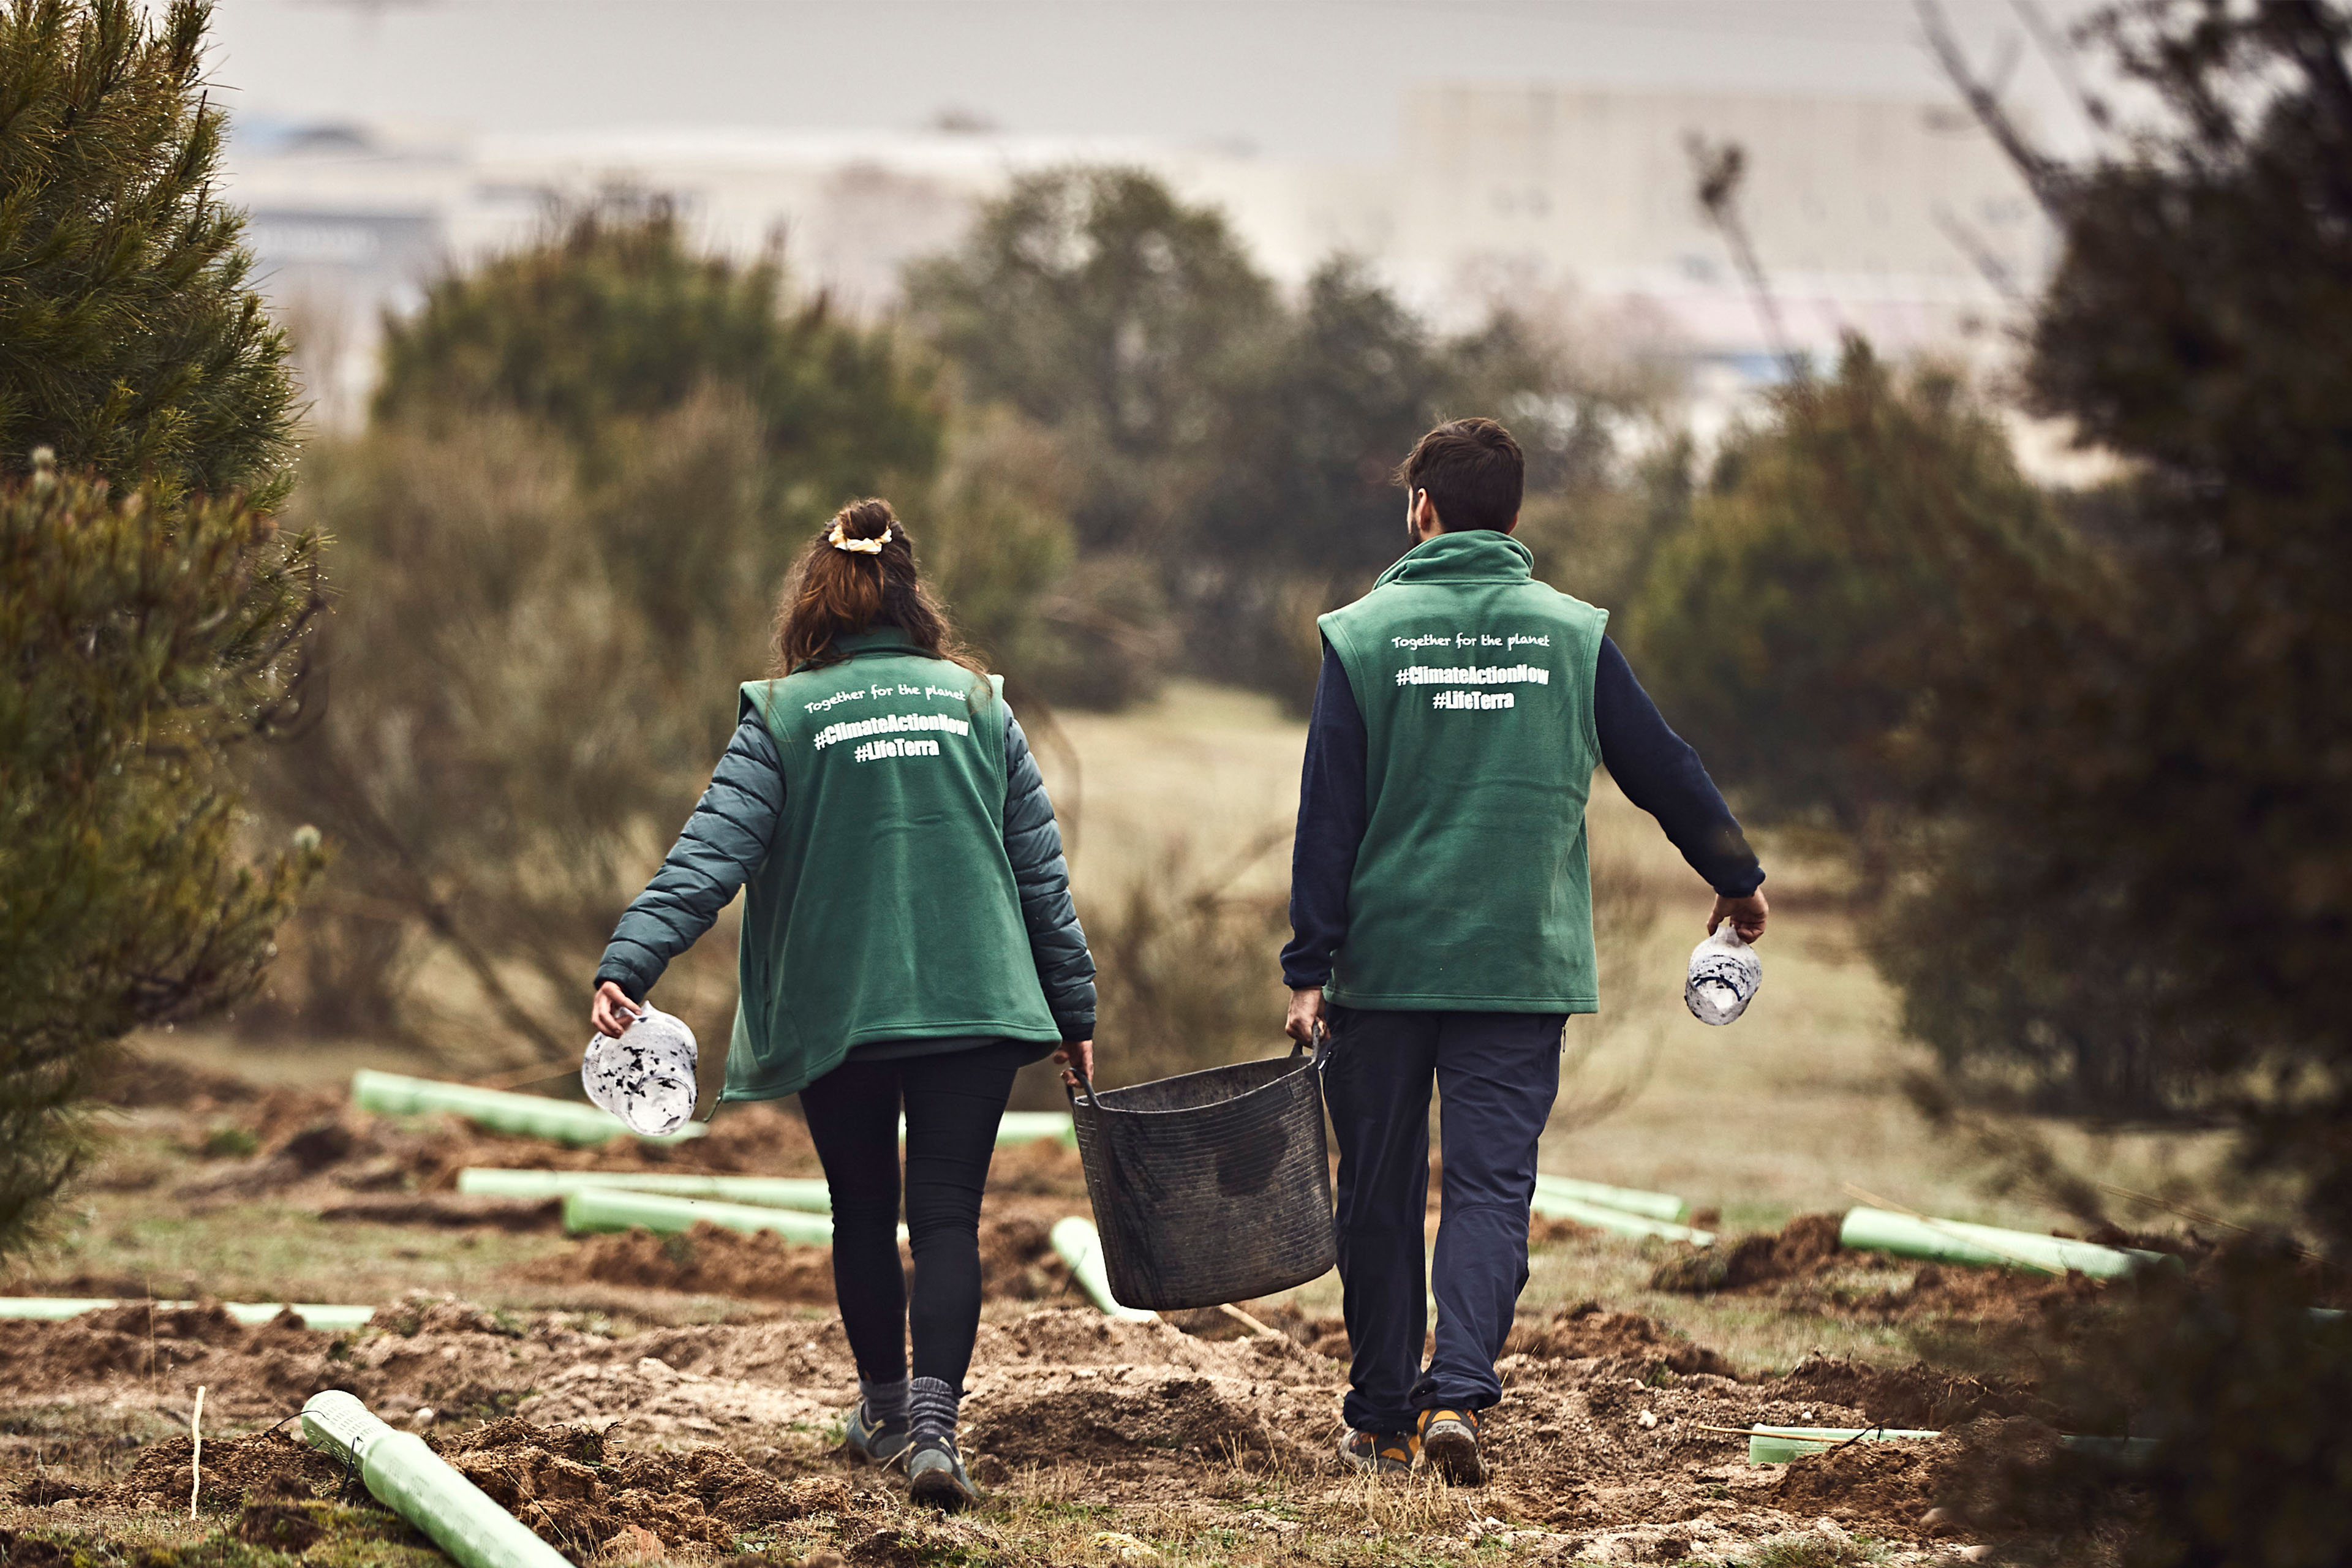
top-left (720, 631), bottom-right (1061, 1102)
top-left (1317, 530), bottom-right (1608, 1012)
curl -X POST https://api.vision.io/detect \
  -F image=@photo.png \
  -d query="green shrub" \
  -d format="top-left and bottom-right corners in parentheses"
top-left (1, 461), bottom-right (322, 1256)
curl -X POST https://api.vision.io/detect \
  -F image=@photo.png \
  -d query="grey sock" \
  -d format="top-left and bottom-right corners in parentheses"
top-left (861, 1375), bottom-right (910, 1428)
top-left (909, 1376), bottom-right (960, 1442)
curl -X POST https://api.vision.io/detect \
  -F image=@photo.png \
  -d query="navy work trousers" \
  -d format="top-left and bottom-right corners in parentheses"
top-left (1321, 1005), bottom-right (1564, 1435)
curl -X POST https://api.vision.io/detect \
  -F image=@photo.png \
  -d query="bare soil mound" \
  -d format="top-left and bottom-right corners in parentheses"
top-left (1650, 1212), bottom-right (1846, 1294)
top-left (967, 1363), bottom-right (1329, 1473)
top-left (1774, 1355), bottom-right (2035, 1428)
top-left (513, 1215), bottom-right (1071, 1307)
top-left (110, 1430), bottom-right (342, 1513)
top-left (1771, 1433), bottom-right (1958, 1525)
top-left (447, 1420), bottom-right (856, 1553)
top-left (1505, 1302), bottom-right (1741, 1378)
top-left (518, 1222), bottom-right (840, 1303)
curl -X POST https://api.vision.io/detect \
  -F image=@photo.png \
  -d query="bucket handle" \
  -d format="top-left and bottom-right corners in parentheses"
top-left (1066, 1023), bottom-right (1333, 1111)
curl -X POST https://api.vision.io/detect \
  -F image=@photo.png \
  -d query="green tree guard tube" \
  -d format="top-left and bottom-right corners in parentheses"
top-left (458, 1169), bottom-right (832, 1210)
top-left (1837, 1207), bottom-right (2168, 1279)
top-left (351, 1070), bottom-right (704, 1147)
top-left (1529, 1190), bottom-right (1716, 1245)
top-left (0, 1299), bottom-right (373, 1329)
top-left (1049, 1216), bottom-right (1158, 1321)
top-left (895, 1111), bottom-right (1074, 1146)
top-left (560, 1186), bottom-right (836, 1245)
top-left (301, 1390), bottom-right (577, 1568)
top-left (1534, 1174), bottom-right (1691, 1223)
top-left (1747, 1426), bottom-right (1942, 1464)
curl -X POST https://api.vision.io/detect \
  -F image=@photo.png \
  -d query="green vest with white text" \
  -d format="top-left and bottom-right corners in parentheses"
top-left (722, 631), bottom-right (1061, 1102)
top-left (1317, 530), bottom-right (1608, 1013)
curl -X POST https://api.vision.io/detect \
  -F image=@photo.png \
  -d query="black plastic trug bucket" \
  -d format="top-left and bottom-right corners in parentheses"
top-left (1068, 1034), bottom-right (1338, 1313)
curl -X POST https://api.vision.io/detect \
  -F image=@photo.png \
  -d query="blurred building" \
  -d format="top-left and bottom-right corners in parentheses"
top-left (1392, 84), bottom-right (2043, 371)
top-left (225, 85), bottom-right (2042, 427)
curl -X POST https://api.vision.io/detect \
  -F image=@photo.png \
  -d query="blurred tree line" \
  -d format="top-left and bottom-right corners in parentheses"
top-left (1628, 7), bottom-right (2352, 1557)
top-left (1629, 0), bottom-right (2352, 1261)
top-left (243, 168), bottom-right (1666, 1065)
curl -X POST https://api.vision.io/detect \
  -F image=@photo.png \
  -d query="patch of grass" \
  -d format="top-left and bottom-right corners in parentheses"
top-left (1741, 1530), bottom-right (1890, 1568)
top-left (13, 1199), bottom-right (571, 1311)
top-left (197, 1129), bottom-right (260, 1161)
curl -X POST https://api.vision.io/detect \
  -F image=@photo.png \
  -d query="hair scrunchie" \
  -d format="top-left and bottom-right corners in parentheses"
top-left (828, 516), bottom-right (889, 554)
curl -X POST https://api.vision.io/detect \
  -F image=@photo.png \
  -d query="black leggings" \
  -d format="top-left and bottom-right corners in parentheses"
top-left (797, 1040), bottom-right (1028, 1393)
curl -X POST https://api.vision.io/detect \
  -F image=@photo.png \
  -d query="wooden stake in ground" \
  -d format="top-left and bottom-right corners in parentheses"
top-left (1217, 1301), bottom-right (1280, 1338)
top-left (189, 1385), bottom-right (206, 1520)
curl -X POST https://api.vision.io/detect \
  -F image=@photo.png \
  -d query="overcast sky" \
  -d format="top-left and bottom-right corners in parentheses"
top-left (204, 0), bottom-right (2109, 163)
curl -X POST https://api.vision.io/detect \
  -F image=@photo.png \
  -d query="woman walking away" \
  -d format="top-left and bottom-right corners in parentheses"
top-left (590, 499), bottom-right (1096, 1512)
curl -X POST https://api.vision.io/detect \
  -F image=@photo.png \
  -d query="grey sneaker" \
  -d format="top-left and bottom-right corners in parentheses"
top-left (1417, 1406), bottom-right (1487, 1485)
top-left (1336, 1427), bottom-right (1417, 1475)
top-left (844, 1400), bottom-right (911, 1465)
top-left (905, 1436), bottom-right (984, 1512)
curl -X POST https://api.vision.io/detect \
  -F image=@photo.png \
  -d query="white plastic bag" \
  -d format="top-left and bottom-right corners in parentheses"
top-left (582, 1003), bottom-right (699, 1137)
top-left (1684, 924), bottom-right (1762, 1026)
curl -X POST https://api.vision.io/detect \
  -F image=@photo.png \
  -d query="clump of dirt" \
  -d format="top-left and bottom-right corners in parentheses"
top-left (1651, 1213), bottom-right (1845, 1295)
top-left (1841, 1261), bottom-right (2110, 1326)
top-left (984, 1137), bottom-right (1088, 1197)
top-left (520, 1222), bottom-right (839, 1304)
top-left (1531, 1214), bottom-right (1595, 1246)
top-left (967, 1369), bottom-right (1321, 1471)
top-left (108, 1430), bottom-right (341, 1512)
top-left (437, 1419), bottom-right (857, 1552)
top-left (319, 1194), bottom-right (563, 1231)
top-left (0, 1528), bottom-right (81, 1568)
top-left (1774, 1355), bottom-right (2034, 1428)
top-left (1506, 1302), bottom-right (1741, 1378)
top-left (1771, 1433), bottom-right (1954, 1529)
top-left (974, 1213), bottom-right (1069, 1300)
top-left (519, 1215), bottom-right (1068, 1307)
top-left (236, 1498), bottom-right (331, 1553)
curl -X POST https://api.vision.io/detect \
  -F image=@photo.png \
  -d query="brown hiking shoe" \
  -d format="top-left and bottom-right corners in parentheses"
top-left (1337, 1427), bottom-right (1417, 1475)
top-left (1417, 1406), bottom-right (1487, 1485)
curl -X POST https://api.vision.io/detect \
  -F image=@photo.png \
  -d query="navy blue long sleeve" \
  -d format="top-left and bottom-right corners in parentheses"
top-left (1280, 636), bottom-right (1763, 990)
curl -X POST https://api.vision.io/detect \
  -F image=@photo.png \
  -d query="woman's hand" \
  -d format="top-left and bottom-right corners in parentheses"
top-left (1055, 1039), bottom-right (1094, 1089)
top-left (591, 981), bottom-right (640, 1039)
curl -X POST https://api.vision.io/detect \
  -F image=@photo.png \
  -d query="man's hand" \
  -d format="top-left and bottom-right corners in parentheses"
top-left (590, 981), bottom-right (639, 1038)
top-left (1055, 1039), bottom-right (1094, 1089)
top-left (1285, 986), bottom-right (1327, 1046)
top-left (1708, 891), bottom-right (1769, 943)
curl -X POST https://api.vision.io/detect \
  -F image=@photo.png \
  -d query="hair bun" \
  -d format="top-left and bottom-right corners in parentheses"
top-left (833, 499), bottom-right (895, 540)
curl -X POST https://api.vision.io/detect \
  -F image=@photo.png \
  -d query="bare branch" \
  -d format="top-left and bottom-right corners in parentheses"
top-left (1933, 203), bottom-right (2027, 303)
top-left (1918, 0), bottom-right (2066, 211)
top-left (1683, 134), bottom-right (1805, 382)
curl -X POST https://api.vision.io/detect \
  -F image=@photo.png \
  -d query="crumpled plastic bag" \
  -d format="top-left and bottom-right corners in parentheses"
top-left (1684, 924), bottom-right (1762, 1026)
top-left (582, 1003), bottom-right (699, 1137)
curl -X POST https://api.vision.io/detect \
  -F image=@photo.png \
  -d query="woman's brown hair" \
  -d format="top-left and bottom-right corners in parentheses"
top-left (772, 499), bottom-right (985, 677)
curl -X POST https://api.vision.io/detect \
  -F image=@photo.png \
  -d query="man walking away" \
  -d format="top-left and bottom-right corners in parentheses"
top-left (1284, 418), bottom-right (1768, 1485)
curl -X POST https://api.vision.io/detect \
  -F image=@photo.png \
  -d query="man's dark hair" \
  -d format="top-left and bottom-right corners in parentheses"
top-left (1396, 418), bottom-right (1523, 533)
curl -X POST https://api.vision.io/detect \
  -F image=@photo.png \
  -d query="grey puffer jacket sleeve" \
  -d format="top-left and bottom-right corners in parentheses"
top-left (1003, 713), bottom-right (1096, 1039)
top-left (595, 712), bottom-right (782, 1003)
